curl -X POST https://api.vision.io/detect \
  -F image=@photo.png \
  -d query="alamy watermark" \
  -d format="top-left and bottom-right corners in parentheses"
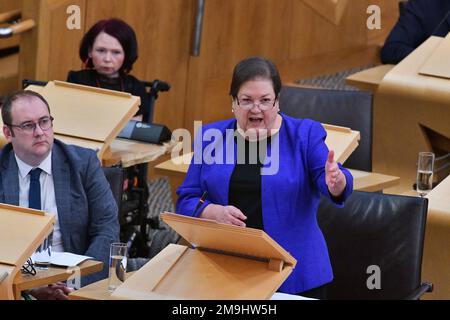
top-left (66, 265), bottom-right (81, 290)
top-left (366, 265), bottom-right (381, 290)
top-left (66, 5), bottom-right (81, 30)
top-left (171, 121), bottom-right (280, 175)
top-left (367, 5), bottom-right (381, 30)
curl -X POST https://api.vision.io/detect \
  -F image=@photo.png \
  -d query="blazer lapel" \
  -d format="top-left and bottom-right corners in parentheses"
top-left (1, 150), bottom-right (20, 205)
top-left (52, 145), bottom-right (72, 251)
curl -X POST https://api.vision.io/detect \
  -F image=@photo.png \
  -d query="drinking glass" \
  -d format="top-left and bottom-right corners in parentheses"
top-left (416, 152), bottom-right (435, 197)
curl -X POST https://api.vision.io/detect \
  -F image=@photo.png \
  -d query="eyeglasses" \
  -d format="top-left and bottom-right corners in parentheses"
top-left (21, 258), bottom-right (36, 276)
top-left (6, 116), bottom-right (54, 134)
top-left (235, 97), bottom-right (277, 111)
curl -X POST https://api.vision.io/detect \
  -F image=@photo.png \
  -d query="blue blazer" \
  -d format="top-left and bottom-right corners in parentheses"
top-left (0, 139), bottom-right (119, 286)
top-left (381, 0), bottom-right (450, 64)
top-left (176, 113), bottom-right (353, 294)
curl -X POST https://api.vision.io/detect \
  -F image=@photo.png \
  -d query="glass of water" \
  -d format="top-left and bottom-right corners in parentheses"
top-left (108, 242), bottom-right (128, 292)
top-left (416, 152), bottom-right (435, 197)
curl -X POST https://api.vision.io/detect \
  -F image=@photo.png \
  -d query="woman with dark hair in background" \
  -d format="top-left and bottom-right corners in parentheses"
top-left (67, 18), bottom-right (151, 121)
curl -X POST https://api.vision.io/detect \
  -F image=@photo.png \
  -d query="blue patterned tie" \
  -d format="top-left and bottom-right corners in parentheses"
top-left (29, 168), bottom-right (42, 210)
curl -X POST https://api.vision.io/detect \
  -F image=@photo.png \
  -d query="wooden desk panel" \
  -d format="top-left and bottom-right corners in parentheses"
top-left (348, 169), bottom-right (400, 192)
top-left (13, 260), bottom-right (103, 299)
top-left (69, 271), bottom-right (134, 300)
top-left (422, 175), bottom-right (450, 299)
top-left (345, 64), bottom-right (394, 92)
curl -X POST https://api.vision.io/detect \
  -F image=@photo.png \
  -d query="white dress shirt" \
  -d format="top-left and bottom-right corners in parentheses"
top-left (16, 152), bottom-right (64, 252)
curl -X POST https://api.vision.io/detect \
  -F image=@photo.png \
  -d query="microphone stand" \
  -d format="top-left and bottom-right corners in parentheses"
top-left (135, 80), bottom-right (170, 254)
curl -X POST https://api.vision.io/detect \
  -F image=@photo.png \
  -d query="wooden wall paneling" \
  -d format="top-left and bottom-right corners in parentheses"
top-left (0, 53), bottom-right (18, 95)
top-left (183, 0), bottom-right (382, 132)
top-left (0, 0), bottom-right (21, 12)
top-left (279, 45), bottom-right (381, 84)
top-left (301, 0), bottom-right (349, 26)
top-left (0, 0), bottom-right (21, 51)
top-left (183, 0), bottom-right (295, 132)
top-left (19, 0), bottom-right (87, 84)
top-left (0, 37), bottom-right (19, 51)
top-left (281, 0), bottom-right (379, 83)
top-left (49, 1), bottom-right (87, 82)
top-left (84, 0), bottom-right (194, 131)
top-left (290, 0), bottom-right (367, 60)
top-left (0, 0), bottom-right (22, 94)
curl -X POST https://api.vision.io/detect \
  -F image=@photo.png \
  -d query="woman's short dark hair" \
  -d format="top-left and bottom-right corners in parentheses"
top-left (79, 18), bottom-right (138, 74)
top-left (229, 56), bottom-right (282, 99)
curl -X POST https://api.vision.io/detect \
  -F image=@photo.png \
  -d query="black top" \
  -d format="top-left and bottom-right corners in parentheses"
top-left (67, 69), bottom-right (151, 120)
top-left (228, 132), bottom-right (272, 230)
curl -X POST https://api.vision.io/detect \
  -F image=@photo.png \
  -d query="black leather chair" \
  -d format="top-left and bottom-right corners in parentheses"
top-left (318, 191), bottom-right (433, 299)
top-left (102, 167), bottom-right (123, 212)
top-left (279, 86), bottom-right (373, 171)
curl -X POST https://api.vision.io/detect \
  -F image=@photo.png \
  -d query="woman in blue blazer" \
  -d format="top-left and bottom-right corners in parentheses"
top-left (176, 57), bottom-right (353, 299)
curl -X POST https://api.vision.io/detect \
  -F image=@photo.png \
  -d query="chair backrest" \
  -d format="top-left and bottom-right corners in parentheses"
top-left (317, 191), bottom-right (428, 299)
top-left (102, 167), bottom-right (123, 211)
top-left (279, 86), bottom-right (373, 171)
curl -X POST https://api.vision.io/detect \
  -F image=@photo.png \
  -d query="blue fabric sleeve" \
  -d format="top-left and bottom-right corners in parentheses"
top-left (175, 130), bottom-right (210, 217)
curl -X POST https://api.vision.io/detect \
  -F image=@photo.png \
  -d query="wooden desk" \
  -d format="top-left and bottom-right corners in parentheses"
top-left (372, 37), bottom-right (450, 194)
top-left (70, 271), bottom-right (312, 300)
top-left (422, 175), bottom-right (450, 299)
top-left (69, 271), bottom-right (135, 300)
top-left (13, 260), bottom-right (103, 300)
top-left (155, 153), bottom-right (400, 203)
top-left (345, 64), bottom-right (394, 92)
top-left (102, 139), bottom-right (176, 168)
top-left (348, 169), bottom-right (400, 192)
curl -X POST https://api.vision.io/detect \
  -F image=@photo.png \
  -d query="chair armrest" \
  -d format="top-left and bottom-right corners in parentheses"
top-left (404, 282), bottom-right (433, 300)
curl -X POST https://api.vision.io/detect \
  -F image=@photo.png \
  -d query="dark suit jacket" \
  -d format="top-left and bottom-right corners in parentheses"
top-left (381, 0), bottom-right (450, 64)
top-left (0, 139), bottom-right (119, 286)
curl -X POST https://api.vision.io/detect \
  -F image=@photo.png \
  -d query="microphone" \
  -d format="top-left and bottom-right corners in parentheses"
top-left (143, 80), bottom-right (171, 94)
top-left (153, 80), bottom-right (170, 92)
top-left (117, 120), bottom-right (172, 144)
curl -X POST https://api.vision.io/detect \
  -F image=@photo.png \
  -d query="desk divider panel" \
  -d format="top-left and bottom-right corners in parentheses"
top-left (27, 81), bottom-right (140, 159)
top-left (110, 212), bottom-right (296, 300)
top-left (0, 204), bottom-right (54, 299)
top-left (419, 32), bottom-right (450, 79)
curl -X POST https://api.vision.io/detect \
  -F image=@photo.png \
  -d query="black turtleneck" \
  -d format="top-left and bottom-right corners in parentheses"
top-left (228, 132), bottom-right (271, 230)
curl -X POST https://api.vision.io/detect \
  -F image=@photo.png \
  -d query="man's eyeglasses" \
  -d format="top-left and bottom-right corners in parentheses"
top-left (6, 116), bottom-right (54, 133)
top-left (235, 98), bottom-right (277, 111)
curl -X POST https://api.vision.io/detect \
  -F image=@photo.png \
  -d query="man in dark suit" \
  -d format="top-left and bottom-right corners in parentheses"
top-left (0, 90), bottom-right (119, 299)
top-left (381, 0), bottom-right (450, 64)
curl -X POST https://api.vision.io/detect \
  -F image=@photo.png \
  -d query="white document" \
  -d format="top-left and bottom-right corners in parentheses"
top-left (51, 252), bottom-right (93, 267)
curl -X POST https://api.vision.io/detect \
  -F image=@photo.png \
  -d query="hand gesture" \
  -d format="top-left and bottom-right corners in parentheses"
top-left (325, 150), bottom-right (346, 197)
